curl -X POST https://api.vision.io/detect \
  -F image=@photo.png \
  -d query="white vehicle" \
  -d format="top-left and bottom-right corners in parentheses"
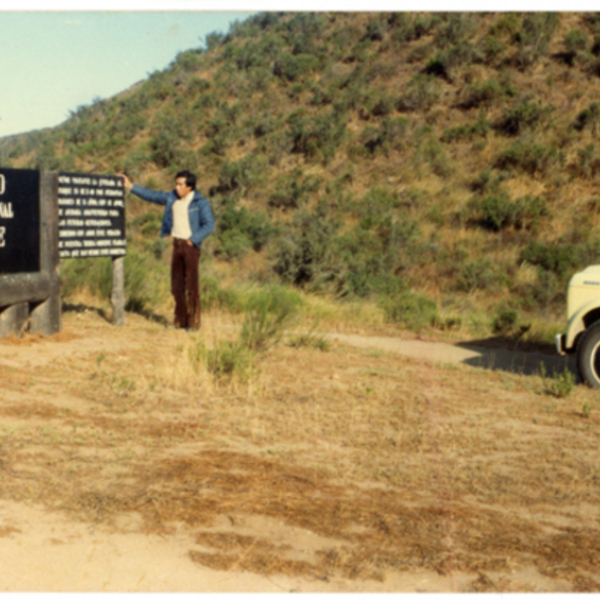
top-left (556, 265), bottom-right (600, 388)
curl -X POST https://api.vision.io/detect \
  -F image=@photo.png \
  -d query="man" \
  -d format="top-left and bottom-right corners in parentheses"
top-left (119, 171), bottom-right (215, 330)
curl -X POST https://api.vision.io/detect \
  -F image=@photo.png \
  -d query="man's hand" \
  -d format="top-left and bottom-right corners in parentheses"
top-left (117, 173), bottom-right (133, 191)
top-left (187, 240), bottom-right (194, 247)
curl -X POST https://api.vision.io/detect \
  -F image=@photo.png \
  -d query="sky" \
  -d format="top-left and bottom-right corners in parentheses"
top-left (0, 0), bottom-right (591, 138)
top-left (0, 8), bottom-right (255, 138)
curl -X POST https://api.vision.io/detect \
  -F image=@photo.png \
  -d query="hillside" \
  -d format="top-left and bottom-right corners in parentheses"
top-left (3, 11), bottom-right (600, 341)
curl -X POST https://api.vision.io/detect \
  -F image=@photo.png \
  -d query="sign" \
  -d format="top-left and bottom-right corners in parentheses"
top-left (0, 168), bottom-right (41, 274)
top-left (58, 172), bottom-right (126, 259)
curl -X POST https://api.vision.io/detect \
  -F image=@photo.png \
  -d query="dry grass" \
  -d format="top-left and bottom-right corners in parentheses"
top-left (1, 309), bottom-right (600, 591)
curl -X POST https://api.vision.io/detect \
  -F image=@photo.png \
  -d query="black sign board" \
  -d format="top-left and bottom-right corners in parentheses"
top-left (58, 172), bottom-right (126, 259)
top-left (0, 168), bottom-right (41, 275)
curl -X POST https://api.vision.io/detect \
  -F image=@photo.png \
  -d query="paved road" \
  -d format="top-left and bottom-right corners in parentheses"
top-left (328, 333), bottom-right (576, 379)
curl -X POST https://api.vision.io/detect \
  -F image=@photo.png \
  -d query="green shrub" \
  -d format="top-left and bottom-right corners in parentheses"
top-left (492, 306), bottom-right (518, 334)
top-left (310, 84), bottom-right (334, 106)
top-left (282, 13), bottom-right (327, 55)
top-left (574, 102), bottom-right (600, 133)
top-left (198, 275), bottom-right (243, 313)
top-left (390, 13), bottom-right (428, 43)
top-left (488, 13), bottom-right (520, 37)
top-left (108, 111), bottom-right (146, 141)
top-left (249, 111), bottom-right (280, 138)
top-left (562, 28), bottom-right (589, 65)
top-left (191, 338), bottom-right (255, 381)
top-left (273, 53), bottom-right (319, 82)
top-left (459, 78), bottom-right (515, 109)
top-left (124, 248), bottom-right (168, 313)
top-left (131, 209), bottom-right (162, 236)
top-left (149, 126), bottom-right (184, 168)
top-left (364, 18), bottom-right (387, 42)
top-left (268, 169), bottom-right (321, 211)
top-left (287, 109), bottom-right (347, 165)
top-left (396, 74), bottom-right (440, 112)
top-left (495, 140), bottom-right (562, 176)
top-left (187, 77), bottom-right (211, 96)
top-left (189, 283), bottom-right (302, 380)
top-left (272, 207), bottom-right (342, 290)
top-left (456, 258), bottom-right (509, 292)
top-left (214, 196), bottom-right (277, 260)
top-left (479, 35), bottom-right (507, 64)
top-left (574, 143), bottom-right (600, 179)
top-left (215, 153), bottom-right (269, 194)
top-left (514, 13), bottom-right (559, 71)
top-left (288, 322), bottom-right (330, 351)
top-left (516, 269), bottom-right (563, 311)
top-left (357, 87), bottom-right (395, 120)
top-left (434, 13), bottom-right (472, 47)
top-left (360, 117), bottom-right (408, 155)
top-left (521, 241), bottom-right (579, 277)
top-left (345, 39), bottom-right (372, 63)
top-left (352, 187), bottom-right (401, 226)
top-left (494, 99), bottom-right (553, 136)
top-left (406, 42), bottom-right (435, 64)
top-left (513, 195), bottom-right (550, 230)
top-left (424, 140), bottom-right (453, 178)
top-left (60, 257), bottom-right (112, 301)
top-left (424, 41), bottom-right (477, 81)
top-left (441, 115), bottom-right (491, 143)
top-left (468, 192), bottom-right (549, 231)
top-left (540, 364), bottom-right (575, 398)
top-left (342, 264), bottom-right (408, 298)
top-left (468, 191), bottom-right (514, 231)
top-left (239, 285), bottom-right (303, 351)
top-left (172, 49), bottom-right (203, 73)
top-left (379, 290), bottom-right (439, 331)
top-left (204, 31), bottom-right (225, 51)
top-left (469, 169), bottom-right (502, 195)
top-left (217, 229), bottom-right (252, 260)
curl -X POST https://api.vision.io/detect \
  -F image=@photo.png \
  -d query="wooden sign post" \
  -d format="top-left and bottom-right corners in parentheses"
top-left (57, 172), bottom-right (126, 326)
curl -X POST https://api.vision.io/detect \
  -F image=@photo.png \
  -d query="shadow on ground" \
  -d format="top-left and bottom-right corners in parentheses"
top-left (62, 303), bottom-right (170, 328)
top-left (455, 338), bottom-right (577, 379)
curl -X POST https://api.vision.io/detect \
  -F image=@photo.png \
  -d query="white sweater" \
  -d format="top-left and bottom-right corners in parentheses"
top-left (171, 191), bottom-right (194, 240)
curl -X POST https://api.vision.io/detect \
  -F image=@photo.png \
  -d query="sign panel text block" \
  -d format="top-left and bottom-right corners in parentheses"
top-left (0, 168), bottom-right (40, 274)
top-left (58, 172), bottom-right (126, 259)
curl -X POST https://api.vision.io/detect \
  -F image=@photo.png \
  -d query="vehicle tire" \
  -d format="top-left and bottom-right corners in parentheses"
top-left (577, 321), bottom-right (600, 388)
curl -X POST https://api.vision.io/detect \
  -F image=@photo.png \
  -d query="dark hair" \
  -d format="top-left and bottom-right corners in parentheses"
top-left (175, 170), bottom-right (196, 190)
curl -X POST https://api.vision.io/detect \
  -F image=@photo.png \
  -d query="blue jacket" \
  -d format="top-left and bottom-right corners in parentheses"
top-left (131, 184), bottom-right (215, 248)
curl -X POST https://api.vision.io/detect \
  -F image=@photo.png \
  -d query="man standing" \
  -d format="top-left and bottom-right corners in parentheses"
top-left (119, 171), bottom-right (215, 330)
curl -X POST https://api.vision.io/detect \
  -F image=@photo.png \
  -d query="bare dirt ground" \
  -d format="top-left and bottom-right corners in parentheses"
top-left (1, 308), bottom-right (599, 592)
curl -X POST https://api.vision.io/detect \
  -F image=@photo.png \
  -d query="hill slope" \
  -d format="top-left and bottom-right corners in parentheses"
top-left (3, 12), bottom-right (600, 340)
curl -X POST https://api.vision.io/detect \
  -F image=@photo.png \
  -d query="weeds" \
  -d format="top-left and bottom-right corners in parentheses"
top-left (287, 321), bottom-right (330, 351)
top-left (191, 338), bottom-right (255, 382)
top-left (540, 363), bottom-right (575, 398)
top-left (189, 285), bottom-right (303, 381)
top-left (492, 306), bottom-right (519, 335)
top-left (239, 285), bottom-right (303, 352)
top-left (379, 290), bottom-right (439, 331)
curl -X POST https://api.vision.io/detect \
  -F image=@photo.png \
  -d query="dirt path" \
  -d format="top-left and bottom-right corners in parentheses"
top-left (0, 311), bottom-right (597, 592)
top-left (328, 333), bottom-right (576, 377)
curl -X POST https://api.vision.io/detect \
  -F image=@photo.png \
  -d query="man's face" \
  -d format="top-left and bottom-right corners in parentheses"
top-left (175, 177), bottom-right (193, 199)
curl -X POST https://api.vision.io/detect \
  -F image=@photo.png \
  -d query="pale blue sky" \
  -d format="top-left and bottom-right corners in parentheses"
top-left (0, 10), bottom-right (254, 137)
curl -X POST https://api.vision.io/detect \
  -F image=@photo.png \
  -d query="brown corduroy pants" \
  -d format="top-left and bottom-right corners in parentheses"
top-left (171, 238), bottom-right (201, 329)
